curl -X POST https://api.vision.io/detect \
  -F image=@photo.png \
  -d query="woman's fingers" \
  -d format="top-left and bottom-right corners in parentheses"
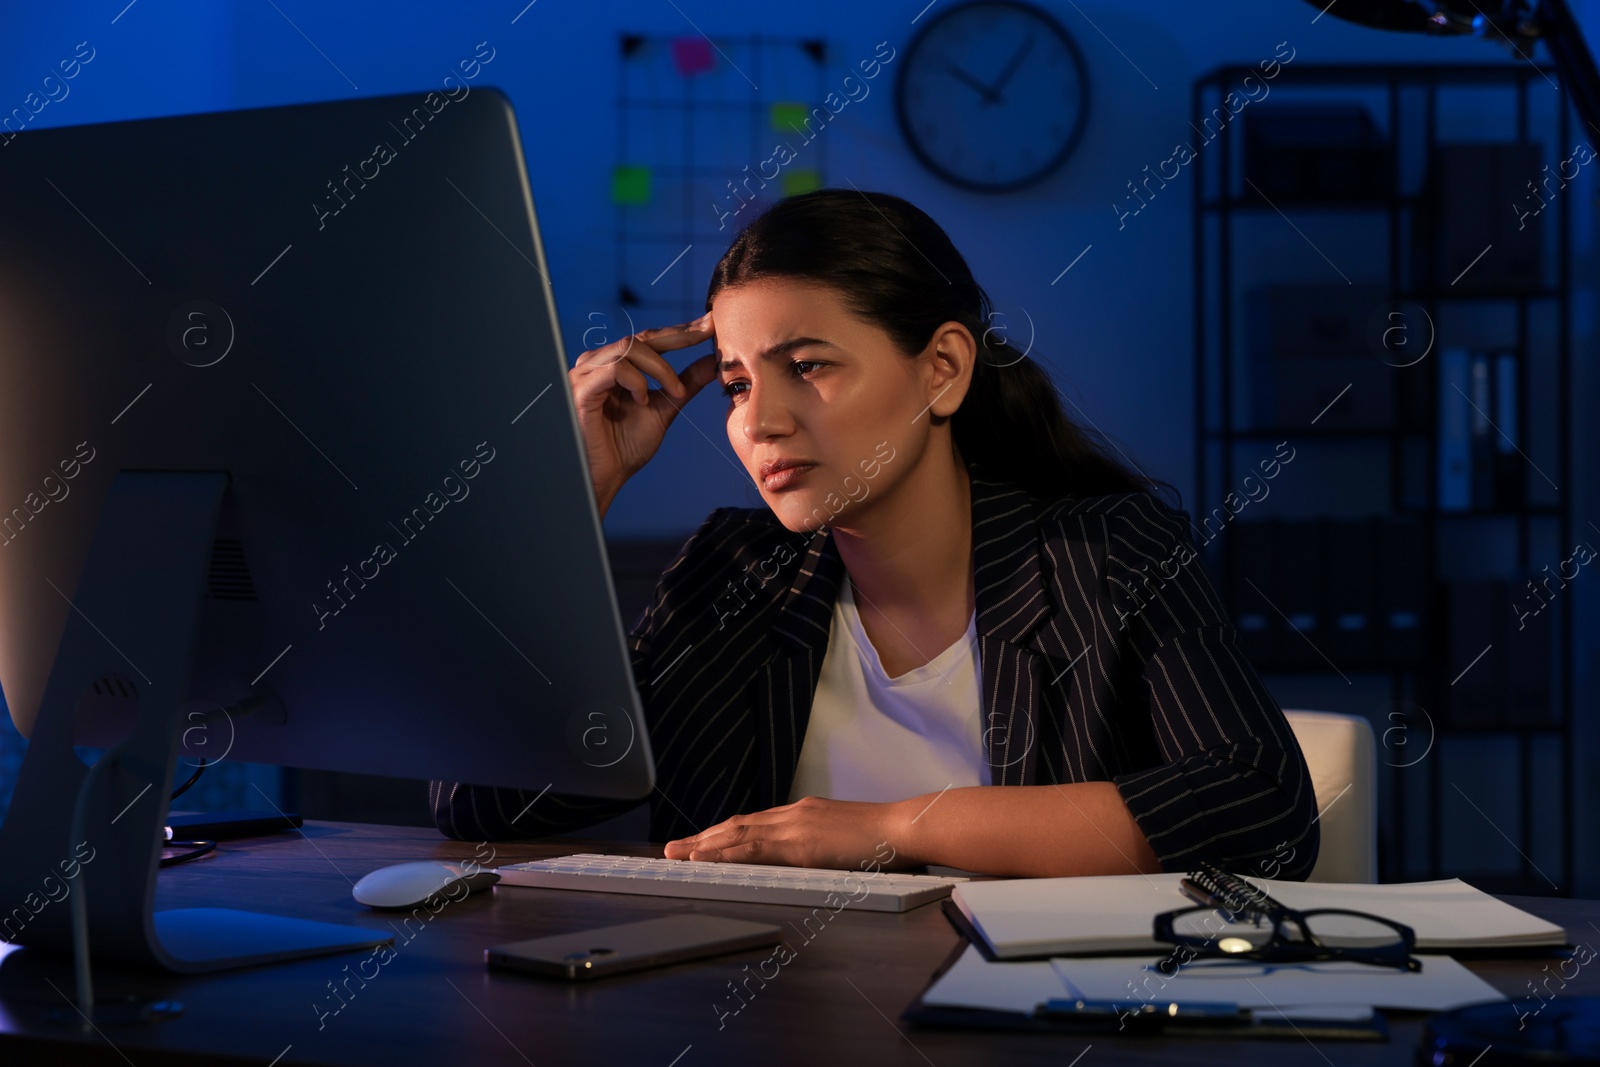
top-left (609, 360), bottom-right (652, 406)
top-left (573, 314), bottom-right (713, 403)
top-left (650, 311), bottom-right (713, 344)
top-left (577, 314), bottom-right (710, 367)
top-left (642, 312), bottom-right (712, 346)
top-left (629, 348), bottom-right (688, 399)
top-left (666, 816), bottom-right (733, 854)
top-left (626, 317), bottom-right (715, 394)
top-left (570, 350), bottom-right (655, 411)
top-left (677, 351), bottom-right (722, 397)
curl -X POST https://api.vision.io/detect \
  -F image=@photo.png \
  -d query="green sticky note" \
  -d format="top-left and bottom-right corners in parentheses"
top-left (782, 169), bottom-right (821, 196)
top-left (770, 102), bottom-right (809, 134)
top-left (612, 165), bottom-right (650, 205)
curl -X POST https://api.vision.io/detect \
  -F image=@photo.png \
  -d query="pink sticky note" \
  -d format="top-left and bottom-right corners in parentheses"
top-left (671, 36), bottom-right (715, 77)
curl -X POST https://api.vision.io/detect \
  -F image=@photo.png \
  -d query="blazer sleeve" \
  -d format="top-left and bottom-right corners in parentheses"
top-left (1100, 494), bottom-right (1321, 880)
top-left (427, 508), bottom-right (731, 841)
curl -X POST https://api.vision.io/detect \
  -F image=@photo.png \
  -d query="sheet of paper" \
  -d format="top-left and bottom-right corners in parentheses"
top-left (952, 873), bottom-right (1181, 956)
top-left (1261, 879), bottom-right (1566, 947)
top-left (1050, 953), bottom-right (1508, 1013)
top-left (920, 945), bottom-right (1063, 1014)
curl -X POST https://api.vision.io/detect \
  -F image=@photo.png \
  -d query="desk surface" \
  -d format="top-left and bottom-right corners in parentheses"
top-left (0, 820), bottom-right (1594, 1066)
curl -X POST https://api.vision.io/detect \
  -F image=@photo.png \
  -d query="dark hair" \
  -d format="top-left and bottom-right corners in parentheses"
top-left (706, 188), bottom-right (1177, 507)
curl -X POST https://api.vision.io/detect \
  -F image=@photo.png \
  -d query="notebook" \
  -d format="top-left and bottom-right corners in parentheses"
top-left (951, 872), bottom-right (1567, 960)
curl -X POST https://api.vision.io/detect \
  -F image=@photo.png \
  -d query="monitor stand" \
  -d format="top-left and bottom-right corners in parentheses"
top-left (0, 471), bottom-right (390, 978)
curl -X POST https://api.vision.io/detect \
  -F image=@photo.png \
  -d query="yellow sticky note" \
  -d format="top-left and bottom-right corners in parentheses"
top-left (770, 102), bottom-right (809, 134)
top-left (782, 169), bottom-right (821, 196)
top-left (612, 165), bottom-right (650, 205)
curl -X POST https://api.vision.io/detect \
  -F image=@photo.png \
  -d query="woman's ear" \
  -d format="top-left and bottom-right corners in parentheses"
top-left (924, 321), bottom-right (976, 419)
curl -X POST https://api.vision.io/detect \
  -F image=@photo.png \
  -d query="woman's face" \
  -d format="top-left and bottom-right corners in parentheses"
top-left (711, 279), bottom-right (960, 532)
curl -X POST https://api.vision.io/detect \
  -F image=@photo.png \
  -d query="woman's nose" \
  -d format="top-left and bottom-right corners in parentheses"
top-left (740, 381), bottom-right (793, 441)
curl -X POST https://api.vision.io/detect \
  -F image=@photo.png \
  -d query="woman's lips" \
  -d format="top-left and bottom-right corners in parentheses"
top-left (762, 463), bottom-right (815, 491)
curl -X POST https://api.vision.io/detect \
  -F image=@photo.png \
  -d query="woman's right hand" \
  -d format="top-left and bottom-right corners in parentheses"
top-left (568, 312), bottom-right (720, 517)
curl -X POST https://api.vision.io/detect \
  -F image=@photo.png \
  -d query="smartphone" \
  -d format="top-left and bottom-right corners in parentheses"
top-left (485, 914), bottom-right (784, 980)
top-left (166, 810), bottom-right (303, 840)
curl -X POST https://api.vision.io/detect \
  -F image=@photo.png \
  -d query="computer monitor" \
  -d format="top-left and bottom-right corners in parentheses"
top-left (0, 86), bottom-right (653, 974)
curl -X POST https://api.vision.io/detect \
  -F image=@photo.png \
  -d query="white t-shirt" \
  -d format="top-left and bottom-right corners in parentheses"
top-left (786, 575), bottom-right (991, 804)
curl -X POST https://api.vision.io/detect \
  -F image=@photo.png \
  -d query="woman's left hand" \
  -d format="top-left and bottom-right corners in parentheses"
top-left (662, 795), bottom-right (910, 869)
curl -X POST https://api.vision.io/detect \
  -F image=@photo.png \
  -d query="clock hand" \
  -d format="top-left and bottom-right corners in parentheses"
top-left (942, 61), bottom-right (1001, 106)
top-left (988, 35), bottom-right (1036, 100)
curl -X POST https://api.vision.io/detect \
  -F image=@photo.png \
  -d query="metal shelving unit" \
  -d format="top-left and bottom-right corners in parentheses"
top-left (1192, 64), bottom-right (1575, 894)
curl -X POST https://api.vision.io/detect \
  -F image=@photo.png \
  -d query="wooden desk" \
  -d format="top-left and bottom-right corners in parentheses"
top-left (0, 820), bottom-right (1592, 1065)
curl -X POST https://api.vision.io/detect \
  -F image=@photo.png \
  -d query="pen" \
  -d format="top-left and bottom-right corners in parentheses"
top-left (1037, 997), bottom-right (1252, 1030)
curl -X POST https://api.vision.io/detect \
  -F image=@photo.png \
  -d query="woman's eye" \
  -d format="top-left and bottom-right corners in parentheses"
top-left (721, 361), bottom-right (822, 399)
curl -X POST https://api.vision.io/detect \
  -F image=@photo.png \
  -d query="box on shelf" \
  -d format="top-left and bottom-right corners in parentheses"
top-left (1246, 283), bottom-right (1395, 431)
top-left (1415, 142), bottom-right (1544, 293)
top-left (1250, 355), bottom-right (1395, 430)
top-left (1242, 105), bottom-right (1390, 203)
top-left (1442, 577), bottom-right (1554, 729)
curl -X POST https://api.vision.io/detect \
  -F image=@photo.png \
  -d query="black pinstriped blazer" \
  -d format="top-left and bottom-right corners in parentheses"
top-left (430, 460), bottom-right (1320, 879)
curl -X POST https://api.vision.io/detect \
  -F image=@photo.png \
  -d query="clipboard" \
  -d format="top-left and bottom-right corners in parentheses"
top-left (902, 905), bottom-right (1391, 1040)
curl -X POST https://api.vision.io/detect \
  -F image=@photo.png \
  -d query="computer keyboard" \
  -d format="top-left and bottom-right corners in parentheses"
top-left (493, 853), bottom-right (968, 913)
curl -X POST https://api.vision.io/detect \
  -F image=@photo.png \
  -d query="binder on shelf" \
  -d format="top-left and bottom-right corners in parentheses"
top-left (1437, 347), bottom-right (1471, 511)
top-left (1468, 353), bottom-right (1495, 509)
top-left (1393, 356), bottom-right (1431, 434)
top-left (1503, 582), bottom-right (1555, 727)
top-left (1492, 351), bottom-right (1525, 509)
top-left (1320, 517), bottom-right (1377, 666)
top-left (1445, 580), bottom-right (1503, 729)
top-left (1374, 517), bottom-right (1426, 666)
top-left (1272, 520), bottom-right (1324, 670)
top-left (1226, 520), bottom-right (1278, 667)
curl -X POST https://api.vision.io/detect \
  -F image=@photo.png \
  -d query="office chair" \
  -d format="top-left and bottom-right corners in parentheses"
top-left (1282, 709), bottom-right (1379, 883)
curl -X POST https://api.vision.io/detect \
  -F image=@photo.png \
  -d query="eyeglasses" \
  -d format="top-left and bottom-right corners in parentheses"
top-left (1153, 905), bottom-right (1422, 973)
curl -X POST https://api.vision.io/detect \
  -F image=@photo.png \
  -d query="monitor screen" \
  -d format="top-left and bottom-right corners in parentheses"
top-left (0, 86), bottom-right (653, 803)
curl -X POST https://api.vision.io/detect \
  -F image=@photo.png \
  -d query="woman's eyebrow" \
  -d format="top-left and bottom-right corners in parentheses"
top-left (717, 336), bottom-right (837, 373)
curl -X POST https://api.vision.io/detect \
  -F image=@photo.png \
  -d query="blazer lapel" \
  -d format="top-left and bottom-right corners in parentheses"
top-left (968, 465), bottom-right (1057, 785)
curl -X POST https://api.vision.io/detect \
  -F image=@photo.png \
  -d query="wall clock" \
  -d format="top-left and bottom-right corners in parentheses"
top-left (895, 0), bottom-right (1091, 192)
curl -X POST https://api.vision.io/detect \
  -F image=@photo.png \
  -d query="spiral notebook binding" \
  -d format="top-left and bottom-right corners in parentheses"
top-left (1188, 860), bottom-right (1292, 919)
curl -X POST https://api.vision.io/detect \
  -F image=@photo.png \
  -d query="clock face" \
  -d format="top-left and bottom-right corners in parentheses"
top-left (896, 0), bottom-right (1090, 192)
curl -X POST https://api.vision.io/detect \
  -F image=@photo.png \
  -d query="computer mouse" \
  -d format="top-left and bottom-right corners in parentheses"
top-left (352, 860), bottom-right (501, 909)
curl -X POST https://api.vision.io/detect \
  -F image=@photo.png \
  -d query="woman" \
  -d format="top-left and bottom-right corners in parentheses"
top-left (430, 189), bottom-right (1319, 880)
